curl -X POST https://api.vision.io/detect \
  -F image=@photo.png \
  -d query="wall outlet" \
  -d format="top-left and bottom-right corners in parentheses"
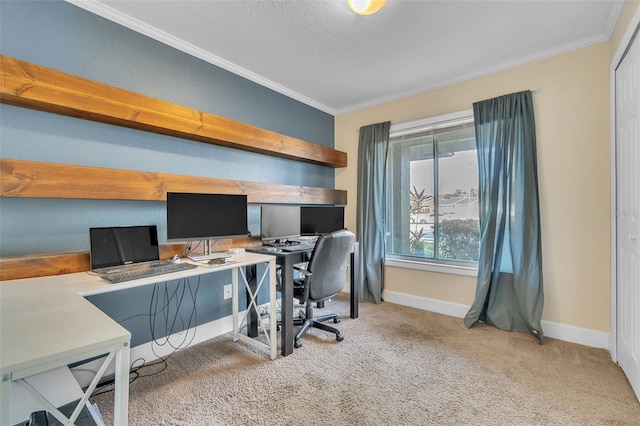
top-left (223, 284), bottom-right (232, 300)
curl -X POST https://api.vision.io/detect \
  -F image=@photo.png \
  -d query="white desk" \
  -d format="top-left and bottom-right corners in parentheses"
top-left (0, 252), bottom-right (277, 425)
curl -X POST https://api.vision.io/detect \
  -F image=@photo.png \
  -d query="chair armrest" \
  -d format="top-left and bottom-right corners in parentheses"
top-left (293, 265), bottom-right (312, 277)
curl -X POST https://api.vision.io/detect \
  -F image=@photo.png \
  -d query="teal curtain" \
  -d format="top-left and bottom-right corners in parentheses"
top-left (356, 121), bottom-right (390, 304)
top-left (463, 91), bottom-right (544, 343)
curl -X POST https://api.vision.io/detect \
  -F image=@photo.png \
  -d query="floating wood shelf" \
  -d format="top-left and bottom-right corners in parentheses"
top-left (0, 239), bottom-right (260, 281)
top-left (0, 159), bottom-right (346, 280)
top-left (0, 55), bottom-right (347, 168)
top-left (0, 55), bottom-right (348, 280)
top-left (0, 158), bottom-right (347, 204)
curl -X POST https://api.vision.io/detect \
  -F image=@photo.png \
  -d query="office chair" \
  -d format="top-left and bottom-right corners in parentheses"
top-left (291, 229), bottom-right (355, 348)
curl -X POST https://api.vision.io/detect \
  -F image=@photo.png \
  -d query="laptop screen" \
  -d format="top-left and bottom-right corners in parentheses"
top-left (90, 225), bottom-right (160, 269)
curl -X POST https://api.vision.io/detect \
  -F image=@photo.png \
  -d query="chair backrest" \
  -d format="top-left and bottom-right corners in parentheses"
top-left (305, 229), bottom-right (356, 303)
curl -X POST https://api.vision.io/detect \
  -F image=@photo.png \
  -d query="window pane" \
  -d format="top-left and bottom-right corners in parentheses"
top-left (410, 158), bottom-right (434, 257)
top-left (437, 135), bottom-right (480, 262)
top-left (386, 136), bottom-right (433, 257)
top-left (386, 113), bottom-right (479, 265)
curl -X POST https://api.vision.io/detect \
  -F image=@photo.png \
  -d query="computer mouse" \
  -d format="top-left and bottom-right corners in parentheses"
top-left (171, 254), bottom-right (181, 263)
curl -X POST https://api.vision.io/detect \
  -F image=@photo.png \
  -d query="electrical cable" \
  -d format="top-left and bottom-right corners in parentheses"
top-left (90, 275), bottom-right (201, 398)
top-left (149, 275), bottom-right (200, 352)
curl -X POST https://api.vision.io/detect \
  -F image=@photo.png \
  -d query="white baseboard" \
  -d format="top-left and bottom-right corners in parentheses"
top-left (71, 315), bottom-right (235, 388)
top-left (540, 320), bottom-right (609, 349)
top-left (382, 289), bottom-right (470, 318)
top-left (72, 291), bottom-right (610, 389)
top-left (382, 290), bottom-right (609, 349)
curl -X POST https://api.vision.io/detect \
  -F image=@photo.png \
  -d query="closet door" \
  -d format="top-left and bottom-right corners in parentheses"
top-left (616, 25), bottom-right (640, 402)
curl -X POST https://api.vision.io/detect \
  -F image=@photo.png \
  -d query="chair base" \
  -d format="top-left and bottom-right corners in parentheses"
top-left (293, 309), bottom-right (343, 348)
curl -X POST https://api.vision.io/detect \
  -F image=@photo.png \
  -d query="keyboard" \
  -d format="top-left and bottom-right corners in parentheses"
top-left (98, 261), bottom-right (198, 283)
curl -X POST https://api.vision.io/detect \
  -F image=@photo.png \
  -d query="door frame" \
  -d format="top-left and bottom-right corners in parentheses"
top-left (609, 6), bottom-right (640, 362)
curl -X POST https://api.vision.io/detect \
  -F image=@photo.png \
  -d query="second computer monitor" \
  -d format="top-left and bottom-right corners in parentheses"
top-left (300, 206), bottom-right (345, 236)
top-left (166, 192), bottom-right (249, 242)
top-left (260, 205), bottom-right (301, 242)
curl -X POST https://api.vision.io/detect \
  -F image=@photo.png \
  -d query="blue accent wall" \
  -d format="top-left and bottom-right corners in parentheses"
top-left (0, 0), bottom-right (335, 254)
top-left (0, 1), bottom-right (334, 347)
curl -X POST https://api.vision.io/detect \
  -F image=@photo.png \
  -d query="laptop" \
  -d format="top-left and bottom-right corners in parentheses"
top-left (90, 225), bottom-right (193, 283)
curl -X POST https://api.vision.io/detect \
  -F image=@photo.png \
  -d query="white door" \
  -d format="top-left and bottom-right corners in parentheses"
top-left (616, 27), bottom-right (640, 402)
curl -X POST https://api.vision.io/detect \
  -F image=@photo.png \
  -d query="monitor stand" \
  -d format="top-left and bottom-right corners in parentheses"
top-left (188, 239), bottom-right (231, 262)
top-left (189, 252), bottom-right (231, 262)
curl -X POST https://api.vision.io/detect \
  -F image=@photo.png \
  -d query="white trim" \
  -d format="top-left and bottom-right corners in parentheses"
top-left (609, 4), bottom-right (640, 362)
top-left (71, 314), bottom-right (235, 388)
top-left (541, 320), bottom-right (609, 350)
top-left (605, 1), bottom-right (626, 39)
top-left (65, 0), bottom-right (615, 117)
top-left (65, 0), bottom-right (334, 115)
top-left (610, 46), bottom-right (618, 362)
top-left (389, 110), bottom-right (474, 136)
top-left (334, 34), bottom-right (610, 115)
top-left (382, 290), bottom-right (470, 318)
top-left (385, 258), bottom-right (478, 277)
top-left (387, 109), bottom-right (478, 275)
top-left (382, 290), bottom-right (609, 349)
top-left (609, 44), bottom-right (622, 362)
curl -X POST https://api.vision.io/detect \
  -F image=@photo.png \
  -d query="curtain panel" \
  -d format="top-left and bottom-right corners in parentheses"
top-left (356, 121), bottom-right (391, 304)
top-left (463, 91), bottom-right (544, 343)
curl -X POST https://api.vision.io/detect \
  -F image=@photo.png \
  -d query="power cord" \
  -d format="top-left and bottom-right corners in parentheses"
top-left (90, 275), bottom-right (201, 398)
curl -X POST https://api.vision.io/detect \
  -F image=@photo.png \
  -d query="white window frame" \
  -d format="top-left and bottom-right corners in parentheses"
top-left (386, 109), bottom-right (479, 276)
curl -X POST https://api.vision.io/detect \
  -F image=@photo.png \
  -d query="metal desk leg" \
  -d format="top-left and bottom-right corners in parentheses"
top-left (113, 341), bottom-right (130, 425)
top-left (231, 262), bottom-right (277, 359)
top-left (280, 256), bottom-right (295, 356)
top-left (5, 343), bottom-right (130, 426)
top-left (232, 267), bottom-right (239, 342)
top-left (246, 265), bottom-right (259, 339)
top-left (350, 248), bottom-right (359, 319)
top-left (267, 258), bottom-right (278, 360)
top-left (1, 372), bottom-right (10, 426)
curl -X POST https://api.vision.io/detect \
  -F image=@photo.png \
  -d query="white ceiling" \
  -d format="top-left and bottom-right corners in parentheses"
top-left (68, 0), bottom-right (623, 115)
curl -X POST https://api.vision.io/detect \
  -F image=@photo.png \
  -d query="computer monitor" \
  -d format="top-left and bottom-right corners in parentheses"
top-left (300, 206), bottom-right (345, 235)
top-left (90, 225), bottom-right (160, 270)
top-left (166, 192), bottom-right (249, 243)
top-left (260, 205), bottom-right (300, 242)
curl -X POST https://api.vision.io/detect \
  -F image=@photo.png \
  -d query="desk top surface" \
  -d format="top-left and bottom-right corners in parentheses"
top-left (0, 252), bottom-right (274, 377)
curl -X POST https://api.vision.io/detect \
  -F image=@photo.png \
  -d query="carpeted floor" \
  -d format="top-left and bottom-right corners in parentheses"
top-left (92, 296), bottom-right (640, 425)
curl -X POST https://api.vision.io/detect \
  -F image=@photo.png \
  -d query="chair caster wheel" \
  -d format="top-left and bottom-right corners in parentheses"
top-left (294, 340), bottom-right (302, 348)
top-left (333, 318), bottom-right (341, 323)
top-left (336, 334), bottom-right (344, 342)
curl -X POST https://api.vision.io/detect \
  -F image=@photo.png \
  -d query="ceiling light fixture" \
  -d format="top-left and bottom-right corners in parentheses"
top-left (348, 0), bottom-right (387, 15)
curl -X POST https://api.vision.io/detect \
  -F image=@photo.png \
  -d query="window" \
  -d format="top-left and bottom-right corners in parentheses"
top-left (386, 110), bottom-right (480, 265)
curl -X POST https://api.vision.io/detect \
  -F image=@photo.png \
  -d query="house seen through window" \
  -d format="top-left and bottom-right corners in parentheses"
top-left (386, 111), bottom-right (480, 264)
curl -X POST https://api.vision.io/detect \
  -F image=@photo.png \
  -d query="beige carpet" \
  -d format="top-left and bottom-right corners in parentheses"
top-left (92, 296), bottom-right (640, 425)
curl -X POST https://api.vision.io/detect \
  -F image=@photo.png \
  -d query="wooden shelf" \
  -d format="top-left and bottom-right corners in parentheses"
top-left (0, 239), bottom-right (265, 281)
top-left (0, 159), bottom-right (346, 280)
top-left (0, 55), bottom-right (348, 280)
top-left (1, 158), bottom-right (347, 204)
top-left (0, 55), bottom-right (347, 168)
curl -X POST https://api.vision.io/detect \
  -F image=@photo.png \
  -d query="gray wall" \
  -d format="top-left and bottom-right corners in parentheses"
top-left (0, 1), bottom-right (334, 346)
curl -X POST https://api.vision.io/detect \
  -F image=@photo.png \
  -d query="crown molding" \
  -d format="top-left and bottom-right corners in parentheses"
top-left (333, 33), bottom-right (610, 115)
top-left (65, 0), bottom-right (336, 115)
top-left (604, 1), bottom-right (625, 39)
top-left (66, 0), bottom-right (617, 117)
